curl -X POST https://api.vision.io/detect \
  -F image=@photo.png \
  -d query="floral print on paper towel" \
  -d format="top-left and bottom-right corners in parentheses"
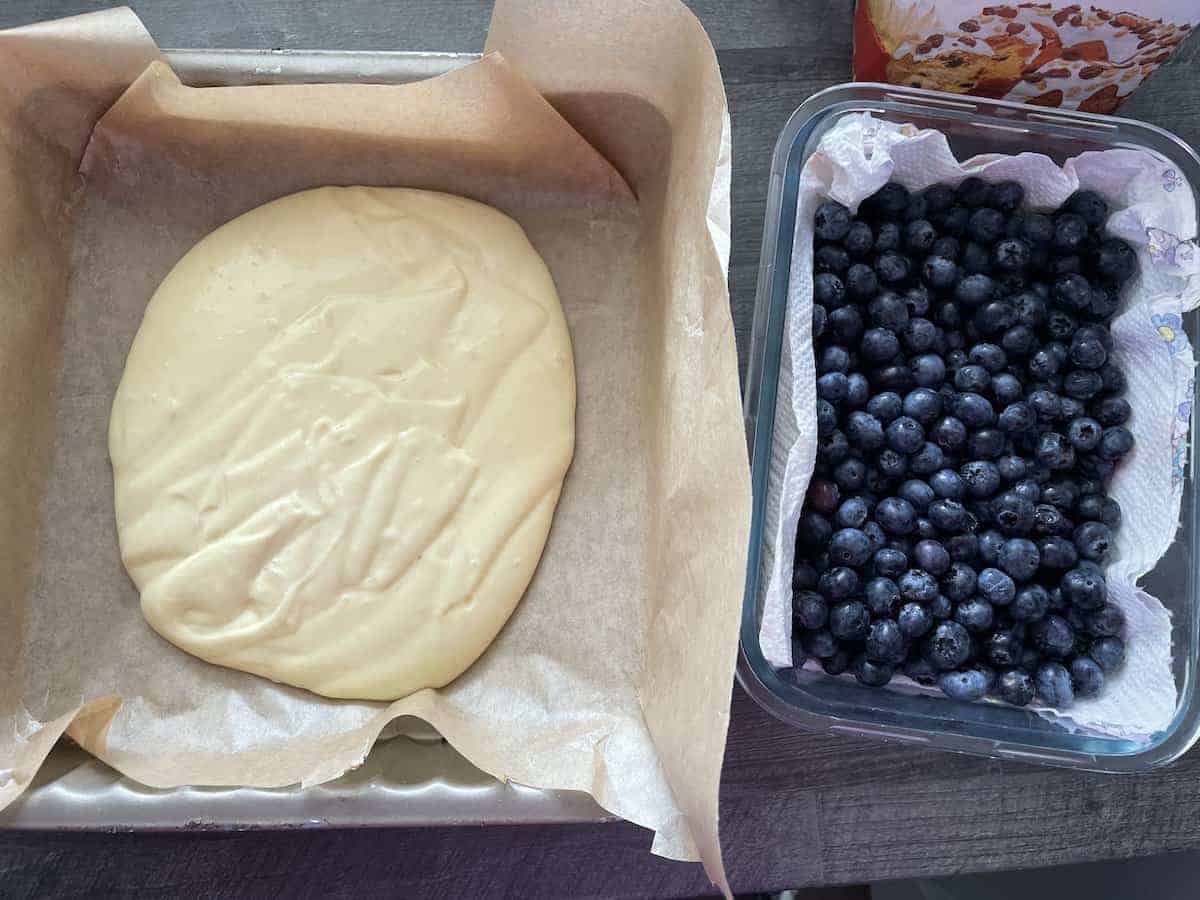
top-left (1147, 227), bottom-right (1197, 269)
top-left (1162, 168), bottom-right (1185, 194)
top-left (1152, 312), bottom-right (1195, 488)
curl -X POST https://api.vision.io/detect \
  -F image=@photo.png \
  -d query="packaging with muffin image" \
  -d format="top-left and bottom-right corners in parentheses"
top-left (854, 0), bottom-right (1199, 112)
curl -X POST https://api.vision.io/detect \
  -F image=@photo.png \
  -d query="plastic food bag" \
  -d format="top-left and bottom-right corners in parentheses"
top-left (854, 0), bottom-right (1199, 112)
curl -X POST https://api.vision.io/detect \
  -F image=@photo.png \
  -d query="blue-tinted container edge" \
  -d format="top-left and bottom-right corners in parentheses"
top-left (737, 82), bottom-right (1200, 771)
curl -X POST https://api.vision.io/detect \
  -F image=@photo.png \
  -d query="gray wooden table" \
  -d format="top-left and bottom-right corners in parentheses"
top-left (3, 2), bottom-right (1200, 897)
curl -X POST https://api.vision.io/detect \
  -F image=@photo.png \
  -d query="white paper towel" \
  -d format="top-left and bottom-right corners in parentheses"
top-left (760, 113), bottom-right (1200, 738)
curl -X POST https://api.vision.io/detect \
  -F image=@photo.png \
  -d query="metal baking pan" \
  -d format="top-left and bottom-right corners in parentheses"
top-left (0, 48), bottom-right (609, 830)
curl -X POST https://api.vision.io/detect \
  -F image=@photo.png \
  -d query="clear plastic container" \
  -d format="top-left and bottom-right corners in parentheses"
top-left (738, 82), bottom-right (1200, 771)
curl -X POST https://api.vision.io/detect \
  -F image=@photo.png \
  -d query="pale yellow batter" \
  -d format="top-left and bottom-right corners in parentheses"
top-left (110, 186), bottom-right (575, 701)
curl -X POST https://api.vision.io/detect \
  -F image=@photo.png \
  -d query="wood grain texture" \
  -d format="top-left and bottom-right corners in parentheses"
top-left (3, 1), bottom-right (1200, 897)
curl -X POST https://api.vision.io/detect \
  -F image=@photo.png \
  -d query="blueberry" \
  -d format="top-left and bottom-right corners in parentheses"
top-left (921, 255), bottom-right (960, 290)
top-left (1038, 536), bottom-right (1078, 571)
top-left (853, 654), bottom-right (894, 687)
top-left (886, 416), bottom-right (926, 454)
top-left (1077, 495), bottom-right (1122, 530)
top-left (998, 537), bottom-right (1039, 582)
top-left (909, 442), bottom-right (946, 476)
top-left (928, 498), bottom-right (973, 534)
top-left (997, 453), bottom-right (1028, 481)
top-left (866, 619), bottom-right (907, 664)
top-left (815, 564), bottom-right (856, 601)
top-left (900, 389), bottom-right (943, 429)
top-left (929, 594), bottom-right (954, 619)
top-left (841, 377), bottom-right (869, 411)
top-left (989, 180), bottom-right (1025, 213)
top-left (1070, 656), bottom-right (1105, 698)
top-left (935, 300), bottom-right (963, 330)
top-left (1012, 480), bottom-right (1042, 505)
top-left (986, 629), bottom-right (1024, 667)
top-left (816, 399), bottom-right (838, 436)
top-left (1089, 635), bottom-right (1126, 673)
top-left (822, 645), bottom-right (854, 675)
top-left (1036, 662), bottom-right (1075, 706)
top-left (829, 600), bottom-right (871, 641)
top-left (960, 241), bottom-right (991, 275)
top-left (932, 416), bottom-right (969, 451)
top-left (968, 207), bottom-right (1005, 244)
top-left (950, 393), bottom-right (988, 429)
top-left (955, 274), bottom-right (995, 308)
top-left (1090, 285), bottom-right (1122, 320)
top-left (1036, 432), bottom-right (1076, 471)
top-left (998, 401), bottom-right (1036, 433)
top-left (818, 344), bottom-right (851, 374)
top-left (806, 477), bottom-right (840, 514)
top-left (846, 411), bottom-right (886, 451)
top-left (829, 528), bottom-right (873, 567)
top-left (812, 304), bottom-right (828, 339)
top-left (1096, 237), bottom-right (1137, 284)
top-left (1053, 273), bottom-right (1092, 312)
top-left (960, 461), bottom-right (1002, 499)
top-left (875, 496), bottom-right (918, 535)
top-left (845, 263), bottom-right (879, 301)
top-left (792, 560), bottom-right (818, 592)
top-left (955, 597), bottom-right (994, 633)
top-left (942, 562), bottom-right (978, 602)
top-left (873, 222), bottom-right (902, 254)
top-left (924, 184), bottom-right (956, 213)
top-left (1070, 335), bottom-right (1107, 370)
top-left (898, 568), bottom-right (939, 604)
top-left (913, 538), bottom-right (951, 576)
top-left (1098, 425), bottom-right (1134, 461)
top-left (864, 576), bottom-right (901, 618)
top-left (869, 293), bottom-right (910, 333)
top-left (814, 200), bottom-right (852, 240)
top-left (875, 364), bottom-right (917, 393)
top-left (794, 590), bottom-right (829, 630)
top-left (938, 668), bottom-right (989, 701)
top-left (1021, 213), bottom-right (1054, 245)
top-left (1028, 343), bottom-right (1067, 381)
top-left (1032, 614), bottom-right (1075, 659)
top-left (956, 177), bottom-right (990, 208)
top-left (867, 182), bottom-right (911, 219)
top-left (873, 548), bottom-right (908, 580)
top-left (861, 328), bottom-right (901, 364)
top-left (992, 491), bottom-right (1036, 536)
top-left (900, 218), bottom-right (935, 254)
top-left (1027, 390), bottom-right (1061, 423)
top-left (967, 428), bottom-right (1006, 460)
top-left (1053, 213), bottom-right (1088, 252)
top-left (1032, 504), bottom-right (1069, 539)
top-left (993, 238), bottom-right (1032, 271)
top-left (977, 567), bottom-right (1016, 606)
top-left (974, 301), bottom-right (1018, 337)
top-left (904, 194), bottom-right (929, 222)
top-left (1074, 521), bottom-right (1113, 562)
top-left (996, 668), bottom-right (1035, 706)
top-left (1086, 602), bottom-right (1125, 637)
top-left (841, 220), bottom-right (872, 257)
top-left (1041, 479), bottom-right (1078, 512)
top-left (833, 458), bottom-right (867, 491)
top-left (897, 602), bottom-right (933, 639)
top-left (801, 628), bottom-right (838, 659)
top-left (966, 343), bottom-right (1004, 374)
top-left (828, 307), bottom-right (864, 345)
top-left (864, 520), bottom-right (887, 553)
top-left (897, 479), bottom-right (935, 514)
top-left (876, 251), bottom-right (911, 284)
top-left (877, 449), bottom-right (909, 479)
top-left (815, 243), bottom-right (851, 274)
top-left (1092, 396), bottom-right (1131, 427)
top-left (816, 372), bottom-right (849, 405)
top-left (910, 353), bottom-right (947, 388)
top-left (924, 620), bottom-right (973, 670)
top-left (813, 272), bottom-right (846, 307)
top-left (930, 468), bottom-right (965, 500)
top-left (831, 498), bottom-right (867, 531)
top-left (1065, 190), bottom-right (1108, 229)
top-left (1099, 363), bottom-right (1126, 395)
top-left (914, 516), bottom-right (937, 540)
top-left (955, 364), bottom-right (992, 394)
top-left (797, 511), bottom-right (833, 548)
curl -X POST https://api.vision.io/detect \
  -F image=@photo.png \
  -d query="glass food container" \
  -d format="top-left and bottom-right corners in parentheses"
top-left (738, 82), bottom-right (1200, 771)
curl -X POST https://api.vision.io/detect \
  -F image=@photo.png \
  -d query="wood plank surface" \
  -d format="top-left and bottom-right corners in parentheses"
top-left (2, 2), bottom-right (1200, 897)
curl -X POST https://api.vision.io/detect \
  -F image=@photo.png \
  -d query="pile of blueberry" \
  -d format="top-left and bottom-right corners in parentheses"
top-left (794, 176), bottom-right (1136, 708)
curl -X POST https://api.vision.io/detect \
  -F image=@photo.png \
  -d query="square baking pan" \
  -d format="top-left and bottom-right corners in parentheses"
top-left (0, 48), bottom-right (609, 831)
top-left (738, 83), bottom-right (1200, 771)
